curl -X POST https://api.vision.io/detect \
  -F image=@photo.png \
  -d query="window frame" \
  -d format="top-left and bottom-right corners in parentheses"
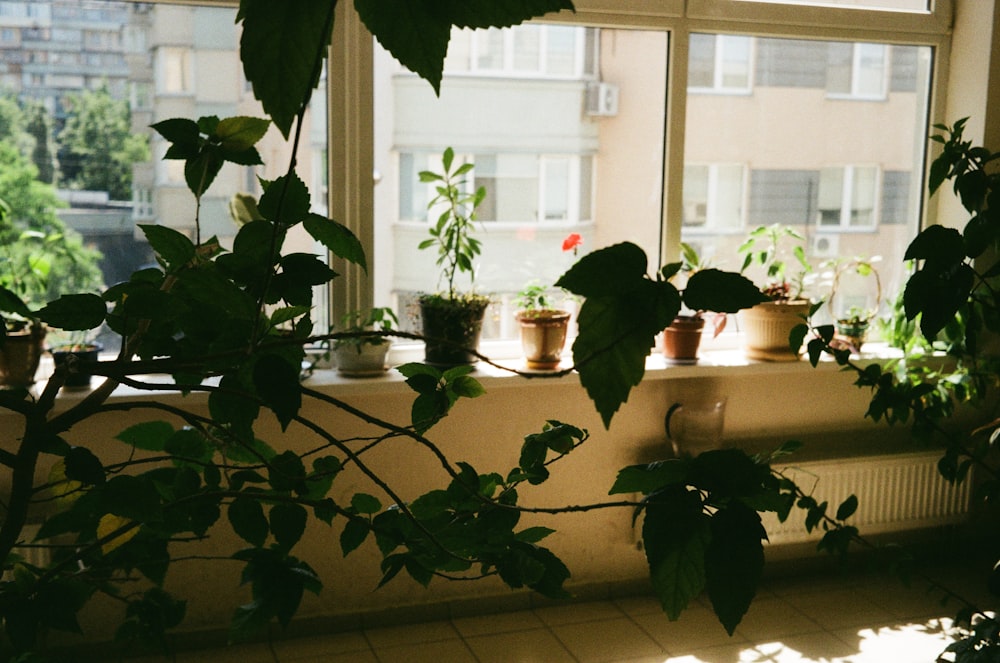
top-left (324, 0), bottom-right (954, 325)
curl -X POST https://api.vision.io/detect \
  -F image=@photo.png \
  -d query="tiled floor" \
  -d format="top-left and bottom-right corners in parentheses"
top-left (136, 558), bottom-right (995, 663)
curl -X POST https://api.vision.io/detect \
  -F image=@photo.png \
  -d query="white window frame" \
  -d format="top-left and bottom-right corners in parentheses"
top-left (453, 23), bottom-right (593, 79)
top-left (827, 42), bottom-right (890, 101)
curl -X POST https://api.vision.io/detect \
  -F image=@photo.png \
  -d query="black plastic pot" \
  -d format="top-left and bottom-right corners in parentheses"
top-left (51, 344), bottom-right (102, 388)
top-left (419, 295), bottom-right (489, 367)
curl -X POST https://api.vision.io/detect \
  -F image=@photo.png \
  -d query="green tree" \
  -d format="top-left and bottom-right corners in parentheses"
top-left (0, 140), bottom-right (103, 307)
top-left (25, 102), bottom-right (56, 184)
top-left (57, 83), bottom-right (149, 200)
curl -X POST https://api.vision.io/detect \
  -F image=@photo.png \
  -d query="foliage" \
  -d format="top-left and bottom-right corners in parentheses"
top-left (417, 147), bottom-right (486, 300)
top-left (738, 224), bottom-right (812, 300)
top-left (802, 118), bottom-right (1000, 662)
top-left (0, 142), bottom-right (103, 318)
top-left (0, 1), bottom-right (868, 660)
top-left (58, 84), bottom-right (150, 200)
top-left (515, 282), bottom-right (562, 313)
top-left (333, 306), bottom-right (399, 349)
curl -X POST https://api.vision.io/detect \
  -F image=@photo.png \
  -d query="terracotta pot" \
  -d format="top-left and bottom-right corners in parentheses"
top-left (516, 309), bottom-right (571, 370)
top-left (0, 325), bottom-right (46, 387)
top-left (739, 300), bottom-right (811, 361)
top-left (662, 316), bottom-right (705, 363)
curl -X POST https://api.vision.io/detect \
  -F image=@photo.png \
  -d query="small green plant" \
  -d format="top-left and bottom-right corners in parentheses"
top-left (738, 224), bottom-right (812, 300)
top-left (418, 147), bottom-right (486, 300)
top-left (333, 306), bottom-right (398, 349)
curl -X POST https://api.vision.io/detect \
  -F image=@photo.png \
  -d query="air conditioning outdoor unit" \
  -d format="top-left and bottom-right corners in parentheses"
top-left (585, 82), bottom-right (619, 117)
top-left (811, 233), bottom-right (839, 258)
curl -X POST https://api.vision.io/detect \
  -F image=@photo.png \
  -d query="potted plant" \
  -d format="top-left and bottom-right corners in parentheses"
top-left (514, 282), bottom-right (572, 370)
top-left (737, 224), bottom-right (814, 361)
top-left (333, 306), bottom-right (398, 376)
top-left (0, 198), bottom-right (45, 388)
top-left (825, 257), bottom-right (883, 352)
top-left (661, 243), bottom-right (730, 364)
top-left (49, 332), bottom-right (102, 389)
top-left (417, 147), bottom-right (491, 366)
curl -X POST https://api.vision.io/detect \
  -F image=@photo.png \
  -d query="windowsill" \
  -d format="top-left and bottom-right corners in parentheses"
top-left (25, 342), bottom-right (907, 405)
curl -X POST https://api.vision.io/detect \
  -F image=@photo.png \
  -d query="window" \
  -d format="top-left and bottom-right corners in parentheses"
top-left (157, 47), bottom-right (191, 94)
top-left (446, 24), bottom-right (597, 78)
top-left (817, 166), bottom-right (879, 228)
top-left (683, 31), bottom-right (930, 300)
top-left (683, 164), bottom-right (746, 231)
top-left (689, 34), bottom-right (753, 93)
top-left (828, 42), bottom-right (888, 99)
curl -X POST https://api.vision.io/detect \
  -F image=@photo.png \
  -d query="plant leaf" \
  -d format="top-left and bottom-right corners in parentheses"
top-left (705, 504), bottom-right (766, 635)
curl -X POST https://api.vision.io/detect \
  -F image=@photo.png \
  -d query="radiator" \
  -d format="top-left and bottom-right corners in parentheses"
top-left (762, 450), bottom-right (972, 545)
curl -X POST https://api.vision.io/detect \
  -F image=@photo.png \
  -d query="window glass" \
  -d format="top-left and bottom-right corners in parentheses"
top-left (733, 0), bottom-right (928, 10)
top-left (0, 1), bottom-right (328, 352)
top-left (374, 27), bottom-right (668, 341)
top-left (683, 33), bottom-right (932, 308)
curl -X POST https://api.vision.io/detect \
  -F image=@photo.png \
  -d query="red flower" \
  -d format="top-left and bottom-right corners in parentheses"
top-left (562, 233), bottom-right (583, 254)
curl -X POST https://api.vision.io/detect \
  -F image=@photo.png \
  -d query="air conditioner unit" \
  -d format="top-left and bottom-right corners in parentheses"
top-left (585, 82), bottom-right (619, 117)
top-left (811, 233), bottom-right (839, 258)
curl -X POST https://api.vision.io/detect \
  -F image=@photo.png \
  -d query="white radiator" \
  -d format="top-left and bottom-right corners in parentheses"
top-left (763, 451), bottom-right (972, 545)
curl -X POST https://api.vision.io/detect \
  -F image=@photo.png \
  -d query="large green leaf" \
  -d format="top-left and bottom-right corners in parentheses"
top-left (0, 285), bottom-right (31, 318)
top-left (570, 279), bottom-right (679, 427)
top-left (239, 0), bottom-right (333, 138)
top-left (609, 460), bottom-right (688, 496)
top-left (705, 504), bottom-right (766, 635)
top-left (556, 242), bottom-right (650, 299)
top-left (258, 173), bottom-right (311, 226)
top-left (303, 214), bottom-right (368, 272)
top-left (229, 497), bottom-right (269, 548)
top-left (37, 294), bottom-right (106, 331)
top-left (253, 354), bottom-right (302, 431)
top-left (115, 421), bottom-right (175, 453)
top-left (642, 488), bottom-right (711, 620)
top-left (270, 503), bottom-right (308, 552)
top-left (683, 269), bottom-right (768, 313)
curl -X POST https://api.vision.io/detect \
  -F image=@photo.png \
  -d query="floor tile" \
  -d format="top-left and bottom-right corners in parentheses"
top-left (781, 587), bottom-right (896, 630)
top-left (362, 620), bottom-right (460, 649)
top-left (452, 609), bottom-right (547, 637)
top-left (734, 597), bottom-right (822, 640)
top-left (552, 616), bottom-right (666, 662)
top-left (372, 637), bottom-right (478, 663)
top-left (465, 628), bottom-right (578, 662)
top-left (631, 604), bottom-right (744, 654)
top-left (832, 620), bottom-right (955, 663)
top-left (534, 599), bottom-right (627, 626)
top-left (663, 641), bottom-right (754, 663)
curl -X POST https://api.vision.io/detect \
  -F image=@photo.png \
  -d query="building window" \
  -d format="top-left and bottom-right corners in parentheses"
top-left (158, 46), bottom-right (191, 94)
top-left (683, 164), bottom-right (746, 231)
top-left (828, 42), bottom-right (889, 99)
top-left (446, 24), bottom-right (597, 78)
top-left (817, 166), bottom-right (879, 229)
top-left (689, 34), bottom-right (753, 93)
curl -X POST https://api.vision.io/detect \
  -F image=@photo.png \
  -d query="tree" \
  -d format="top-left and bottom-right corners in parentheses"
top-left (0, 140), bottom-right (103, 307)
top-left (25, 103), bottom-right (56, 185)
top-left (57, 83), bottom-right (149, 200)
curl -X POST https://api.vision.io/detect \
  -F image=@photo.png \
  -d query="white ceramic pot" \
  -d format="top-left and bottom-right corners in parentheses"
top-left (334, 340), bottom-right (391, 376)
top-left (739, 300), bottom-right (811, 361)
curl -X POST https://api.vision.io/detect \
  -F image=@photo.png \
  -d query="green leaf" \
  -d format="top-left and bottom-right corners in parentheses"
top-left (340, 518), bottom-right (370, 556)
top-left (683, 269), bottom-right (768, 313)
top-left (268, 451), bottom-right (307, 494)
top-left (351, 493), bottom-right (382, 515)
top-left (115, 421), bottom-right (175, 452)
top-left (609, 461), bottom-right (687, 495)
top-left (270, 503), bottom-right (308, 552)
top-left (139, 224), bottom-right (197, 271)
top-left (104, 475), bottom-right (162, 522)
top-left (229, 497), bottom-right (269, 548)
top-left (37, 294), bottom-right (106, 331)
top-left (253, 354), bottom-right (302, 431)
top-left (258, 173), bottom-right (311, 226)
top-left (150, 117), bottom-right (200, 146)
top-left (515, 526), bottom-right (555, 543)
top-left (643, 488), bottom-right (711, 620)
top-left (215, 115), bottom-right (271, 152)
top-left (238, 0), bottom-right (333, 137)
top-left (303, 214), bottom-right (368, 272)
top-left (556, 242), bottom-right (649, 299)
top-left (0, 285), bottom-right (31, 317)
top-left (904, 224), bottom-right (966, 264)
top-left (705, 504), bottom-right (766, 635)
top-left (65, 446), bottom-right (106, 485)
top-left (835, 494), bottom-right (859, 521)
